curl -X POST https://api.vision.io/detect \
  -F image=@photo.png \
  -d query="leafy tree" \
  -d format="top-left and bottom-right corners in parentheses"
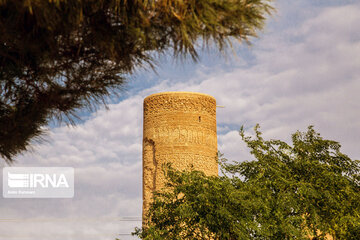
top-left (0, 0), bottom-right (273, 162)
top-left (134, 125), bottom-right (360, 239)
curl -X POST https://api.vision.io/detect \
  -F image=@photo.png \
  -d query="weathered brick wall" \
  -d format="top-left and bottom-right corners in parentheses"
top-left (142, 92), bottom-right (218, 220)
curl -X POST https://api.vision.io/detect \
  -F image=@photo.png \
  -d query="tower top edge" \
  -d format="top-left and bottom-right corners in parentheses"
top-left (144, 91), bottom-right (216, 102)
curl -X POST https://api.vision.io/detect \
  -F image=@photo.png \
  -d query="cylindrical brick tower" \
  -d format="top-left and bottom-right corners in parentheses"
top-left (142, 91), bottom-right (218, 221)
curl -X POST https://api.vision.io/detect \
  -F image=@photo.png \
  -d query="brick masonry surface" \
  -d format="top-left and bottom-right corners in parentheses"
top-left (142, 92), bottom-right (218, 221)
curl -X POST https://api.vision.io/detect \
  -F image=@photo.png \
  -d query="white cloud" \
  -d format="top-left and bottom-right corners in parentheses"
top-left (0, 96), bottom-right (145, 239)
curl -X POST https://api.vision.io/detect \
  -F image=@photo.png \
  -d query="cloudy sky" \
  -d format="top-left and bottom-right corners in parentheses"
top-left (1, 1), bottom-right (360, 239)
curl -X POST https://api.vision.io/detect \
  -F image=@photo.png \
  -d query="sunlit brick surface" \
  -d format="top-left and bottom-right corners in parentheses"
top-left (142, 92), bottom-right (218, 221)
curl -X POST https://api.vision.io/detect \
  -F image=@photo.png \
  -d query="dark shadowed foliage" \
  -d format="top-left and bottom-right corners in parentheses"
top-left (0, 0), bottom-right (274, 162)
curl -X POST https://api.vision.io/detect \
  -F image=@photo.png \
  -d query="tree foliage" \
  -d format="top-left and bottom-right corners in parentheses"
top-left (0, 0), bottom-right (273, 162)
top-left (134, 125), bottom-right (360, 239)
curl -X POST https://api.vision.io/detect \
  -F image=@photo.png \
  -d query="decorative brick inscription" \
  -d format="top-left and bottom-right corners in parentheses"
top-left (142, 92), bottom-right (218, 222)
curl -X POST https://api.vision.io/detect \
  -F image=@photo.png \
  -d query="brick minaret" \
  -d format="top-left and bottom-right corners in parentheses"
top-left (142, 92), bottom-right (218, 222)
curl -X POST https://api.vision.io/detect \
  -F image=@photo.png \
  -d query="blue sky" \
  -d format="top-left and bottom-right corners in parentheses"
top-left (1, 1), bottom-right (360, 239)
